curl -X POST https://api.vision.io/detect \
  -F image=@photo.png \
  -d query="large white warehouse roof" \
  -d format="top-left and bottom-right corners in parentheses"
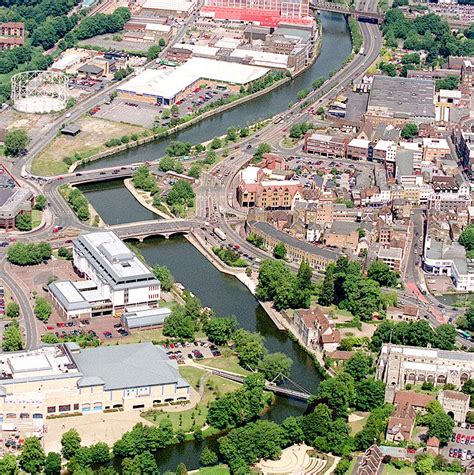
top-left (118, 58), bottom-right (268, 100)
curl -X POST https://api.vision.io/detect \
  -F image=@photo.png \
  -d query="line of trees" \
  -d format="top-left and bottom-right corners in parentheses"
top-left (61, 186), bottom-right (90, 222)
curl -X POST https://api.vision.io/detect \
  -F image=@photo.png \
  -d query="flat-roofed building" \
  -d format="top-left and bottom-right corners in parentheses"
top-left (347, 138), bottom-right (370, 161)
top-left (121, 306), bottom-right (172, 330)
top-left (73, 231), bottom-right (160, 315)
top-left (0, 343), bottom-right (190, 427)
top-left (376, 344), bottom-right (474, 403)
top-left (377, 246), bottom-right (403, 272)
top-left (366, 76), bottom-right (436, 126)
top-left (303, 132), bottom-right (349, 158)
top-left (141, 0), bottom-right (197, 17)
top-left (117, 57), bottom-right (269, 105)
top-left (324, 221), bottom-right (360, 251)
top-left (373, 140), bottom-right (397, 163)
top-left (422, 138), bottom-right (451, 161)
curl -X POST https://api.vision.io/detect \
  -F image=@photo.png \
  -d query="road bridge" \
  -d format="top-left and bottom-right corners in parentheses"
top-left (109, 219), bottom-right (200, 240)
top-left (310, 1), bottom-right (384, 23)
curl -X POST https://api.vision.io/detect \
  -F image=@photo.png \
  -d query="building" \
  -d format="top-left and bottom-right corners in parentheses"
top-left (118, 57), bottom-right (268, 106)
top-left (325, 221), bottom-right (360, 251)
top-left (48, 232), bottom-right (161, 319)
top-left (393, 391), bottom-right (435, 413)
top-left (373, 140), bottom-right (397, 164)
top-left (376, 344), bottom-right (474, 403)
top-left (120, 306), bottom-right (172, 331)
top-left (353, 445), bottom-right (383, 475)
top-left (0, 343), bottom-right (190, 427)
top-left (248, 220), bottom-right (340, 271)
top-left (422, 138), bottom-right (451, 161)
top-left (365, 76), bottom-right (436, 126)
top-left (140, 0), bottom-right (197, 17)
top-left (293, 307), bottom-right (340, 352)
top-left (0, 165), bottom-right (33, 230)
top-left (386, 403), bottom-right (416, 443)
top-left (346, 138), bottom-right (370, 161)
top-left (201, 0), bottom-right (312, 27)
top-left (437, 389), bottom-right (471, 423)
top-left (0, 22), bottom-right (24, 50)
top-left (304, 132), bottom-right (349, 158)
top-left (386, 306), bottom-right (419, 322)
top-left (377, 246), bottom-right (403, 272)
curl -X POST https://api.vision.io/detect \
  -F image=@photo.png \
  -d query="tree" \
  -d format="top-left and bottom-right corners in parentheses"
top-left (163, 306), bottom-right (195, 339)
top-left (159, 37), bottom-right (166, 47)
top-left (2, 320), bottom-right (23, 351)
top-left (61, 429), bottom-right (81, 460)
top-left (137, 451), bottom-right (158, 474)
top-left (34, 195), bottom-right (47, 211)
top-left (209, 137), bottom-right (222, 149)
top-left (166, 180), bottom-right (195, 208)
top-left (122, 457), bottom-right (141, 475)
top-left (427, 410), bottom-right (455, 443)
top-left (462, 379), bottom-right (474, 403)
top-left (379, 62), bottom-right (397, 77)
top-left (89, 442), bottom-right (111, 465)
top-left (152, 265), bottom-right (174, 291)
top-left (415, 456), bottom-right (434, 475)
top-left (313, 372), bottom-right (356, 418)
top-left (34, 297), bottom-right (52, 322)
top-left (44, 452), bottom-right (61, 475)
top-left (146, 44), bottom-right (161, 61)
top-left (19, 436), bottom-right (46, 474)
top-left (459, 224), bottom-right (474, 254)
top-left (15, 213), bottom-right (32, 231)
top-left (435, 75), bottom-right (459, 91)
top-left (273, 243), bottom-right (287, 259)
top-left (205, 316), bottom-right (237, 345)
top-left (257, 352), bottom-right (293, 382)
top-left (0, 454), bottom-right (19, 475)
top-left (233, 328), bottom-right (266, 368)
top-left (176, 463), bottom-right (188, 475)
top-left (355, 379), bottom-right (386, 411)
top-left (401, 122), bottom-right (419, 140)
top-left (253, 143), bottom-right (271, 162)
top-left (5, 129), bottom-right (28, 157)
top-left (188, 163), bottom-right (201, 179)
top-left (300, 403), bottom-right (332, 444)
top-left (6, 302), bottom-right (20, 319)
top-left (345, 352), bottom-right (372, 381)
top-left (58, 247), bottom-right (72, 260)
top-left (239, 127), bottom-right (249, 138)
top-left (161, 109), bottom-right (171, 120)
top-left (226, 127), bottom-right (238, 141)
top-left (319, 264), bottom-right (335, 306)
top-left (367, 260), bottom-right (399, 287)
top-left (200, 447), bottom-right (218, 466)
top-left (432, 324), bottom-right (456, 350)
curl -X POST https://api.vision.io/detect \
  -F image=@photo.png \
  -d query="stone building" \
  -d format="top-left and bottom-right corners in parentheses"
top-left (438, 389), bottom-right (471, 423)
top-left (376, 344), bottom-right (474, 403)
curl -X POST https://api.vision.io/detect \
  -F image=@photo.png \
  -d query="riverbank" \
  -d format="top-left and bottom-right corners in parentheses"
top-left (187, 231), bottom-right (332, 376)
top-left (123, 178), bottom-right (172, 219)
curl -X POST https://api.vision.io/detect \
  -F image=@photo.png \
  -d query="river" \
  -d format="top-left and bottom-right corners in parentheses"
top-left (78, 11), bottom-right (351, 471)
top-left (82, 11), bottom-right (352, 171)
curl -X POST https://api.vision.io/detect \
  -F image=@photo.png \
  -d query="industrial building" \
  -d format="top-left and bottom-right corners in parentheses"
top-left (117, 57), bottom-right (269, 105)
top-left (0, 342), bottom-right (190, 428)
top-left (201, 0), bottom-right (312, 27)
top-left (49, 231), bottom-right (161, 319)
top-left (365, 76), bottom-right (436, 126)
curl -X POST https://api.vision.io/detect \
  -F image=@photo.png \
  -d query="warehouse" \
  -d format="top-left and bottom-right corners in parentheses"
top-left (117, 57), bottom-right (269, 105)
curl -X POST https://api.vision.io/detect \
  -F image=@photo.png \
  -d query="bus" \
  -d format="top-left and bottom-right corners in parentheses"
top-left (456, 329), bottom-right (472, 340)
top-left (213, 227), bottom-right (227, 241)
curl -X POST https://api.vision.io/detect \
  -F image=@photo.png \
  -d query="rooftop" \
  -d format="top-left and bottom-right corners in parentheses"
top-left (367, 76), bottom-right (435, 119)
top-left (73, 231), bottom-right (159, 289)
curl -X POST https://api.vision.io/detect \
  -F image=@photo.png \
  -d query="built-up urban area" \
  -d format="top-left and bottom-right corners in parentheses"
top-left (0, 0), bottom-right (473, 473)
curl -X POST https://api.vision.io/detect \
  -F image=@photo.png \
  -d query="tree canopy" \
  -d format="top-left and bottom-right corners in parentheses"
top-left (7, 242), bottom-right (52, 266)
top-left (5, 129), bottom-right (28, 157)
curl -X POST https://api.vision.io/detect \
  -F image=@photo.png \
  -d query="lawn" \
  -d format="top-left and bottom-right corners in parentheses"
top-left (104, 328), bottom-right (167, 345)
top-left (348, 412), bottom-right (368, 435)
top-left (198, 466), bottom-right (230, 474)
top-left (141, 366), bottom-right (241, 433)
top-left (198, 355), bottom-right (250, 376)
top-left (383, 466), bottom-right (453, 475)
top-left (31, 209), bottom-right (42, 229)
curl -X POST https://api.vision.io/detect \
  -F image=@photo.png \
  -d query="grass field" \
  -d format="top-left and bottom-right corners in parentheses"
top-left (31, 116), bottom-right (145, 176)
top-left (141, 366), bottom-right (241, 433)
top-left (383, 466), bottom-right (454, 475)
top-left (198, 466), bottom-right (230, 474)
top-left (198, 355), bottom-right (250, 376)
top-left (348, 413), bottom-right (368, 435)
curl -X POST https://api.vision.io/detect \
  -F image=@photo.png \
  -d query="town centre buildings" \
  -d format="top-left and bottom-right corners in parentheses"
top-left (117, 57), bottom-right (269, 105)
top-left (0, 343), bottom-right (190, 427)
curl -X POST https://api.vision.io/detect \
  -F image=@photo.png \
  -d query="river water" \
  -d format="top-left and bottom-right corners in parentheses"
top-left (82, 12), bottom-right (352, 171)
top-left (78, 12), bottom-right (351, 471)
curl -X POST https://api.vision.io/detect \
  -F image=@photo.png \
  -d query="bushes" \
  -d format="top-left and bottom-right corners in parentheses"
top-left (212, 246), bottom-right (247, 267)
top-left (7, 242), bottom-right (52, 266)
top-left (349, 18), bottom-right (363, 53)
top-left (34, 297), bottom-right (52, 322)
top-left (61, 186), bottom-right (90, 222)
